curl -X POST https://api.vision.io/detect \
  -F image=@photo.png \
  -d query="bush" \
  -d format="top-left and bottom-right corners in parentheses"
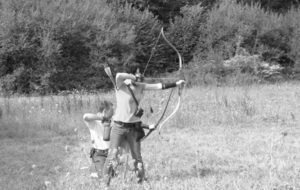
top-left (0, 0), bottom-right (161, 94)
top-left (190, 0), bottom-right (300, 84)
top-left (1, 0), bottom-right (300, 94)
top-left (167, 4), bottom-right (206, 66)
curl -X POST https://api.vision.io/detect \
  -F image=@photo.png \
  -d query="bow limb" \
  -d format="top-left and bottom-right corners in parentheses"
top-left (143, 82), bottom-right (184, 141)
top-left (143, 27), bottom-right (183, 76)
top-left (140, 88), bottom-right (174, 142)
top-left (157, 28), bottom-right (184, 133)
top-left (158, 85), bottom-right (184, 133)
top-left (160, 28), bottom-right (183, 72)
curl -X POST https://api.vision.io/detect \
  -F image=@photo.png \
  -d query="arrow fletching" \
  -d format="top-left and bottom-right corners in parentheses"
top-left (104, 65), bottom-right (117, 90)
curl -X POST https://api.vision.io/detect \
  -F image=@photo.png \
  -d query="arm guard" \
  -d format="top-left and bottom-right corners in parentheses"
top-left (162, 82), bottom-right (177, 90)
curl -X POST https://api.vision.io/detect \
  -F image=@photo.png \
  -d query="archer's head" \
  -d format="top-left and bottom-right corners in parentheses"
top-left (123, 62), bottom-right (138, 74)
top-left (134, 68), bottom-right (144, 82)
top-left (96, 100), bottom-right (114, 122)
top-left (122, 64), bottom-right (144, 82)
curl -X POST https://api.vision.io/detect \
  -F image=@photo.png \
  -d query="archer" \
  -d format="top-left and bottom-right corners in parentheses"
top-left (103, 65), bottom-right (185, 186)
top-left (82, 100), bottom-right (130, 179)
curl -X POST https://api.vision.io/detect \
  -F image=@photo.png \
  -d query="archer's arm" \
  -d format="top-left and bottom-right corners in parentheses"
top-left (83, 113), bottom-right (103, 122)
top-left (138, 80), bottom-right (185, 90)
top-left (116, 73), bottom-right (136, 89)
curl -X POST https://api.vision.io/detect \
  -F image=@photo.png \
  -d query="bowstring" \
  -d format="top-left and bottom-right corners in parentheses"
top-left (141, 30), bottom-right (162, 129)
top-left (142, 31), bottom-right (162, 76)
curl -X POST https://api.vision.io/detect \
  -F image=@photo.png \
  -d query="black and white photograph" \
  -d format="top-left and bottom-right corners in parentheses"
top-left (0, 0), bottom-right (300, 189)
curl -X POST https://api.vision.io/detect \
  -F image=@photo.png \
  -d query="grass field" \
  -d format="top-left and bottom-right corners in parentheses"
top-left (0, 83), bottom-right (300, 190)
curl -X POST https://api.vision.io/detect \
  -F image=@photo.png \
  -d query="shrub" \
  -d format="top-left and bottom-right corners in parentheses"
top-left (191, 0), bottom-right (300, 84)
top-left (0, 0), bottom-right (161, 94)
top-left (167, 4), bottom-right (206, 66)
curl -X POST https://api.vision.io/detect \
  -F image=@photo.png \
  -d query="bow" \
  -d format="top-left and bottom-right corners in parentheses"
top-left (141, 27), bottom-right (184, 141)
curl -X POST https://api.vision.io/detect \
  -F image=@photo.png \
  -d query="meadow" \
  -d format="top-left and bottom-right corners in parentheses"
top-left (0, 83), bottom-right (299, 190)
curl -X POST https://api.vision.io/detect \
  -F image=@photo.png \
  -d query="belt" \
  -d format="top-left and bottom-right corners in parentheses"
top-left (114, 120), bottom-right (140, 128)
top-left (94, 148), bottom-right (108, 154)
top-left (90, 148), bottom-right (108, 158)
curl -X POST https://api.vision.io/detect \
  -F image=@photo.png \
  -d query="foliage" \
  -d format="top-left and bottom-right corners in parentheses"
top-left (1, 0), bottom-right (300, 94)
top-left (0, 0), bottom-right (162, 94)
top-left (112, 0), bottom-right (219, 23)
top-left (190, 0), bottom-right (300, 85)
top-left (168, 4), bottom-right (206, 66)
top-left (239, 0), bottom-right (300, 13)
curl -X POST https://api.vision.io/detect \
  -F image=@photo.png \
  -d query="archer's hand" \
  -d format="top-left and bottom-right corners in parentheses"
top-left (149, 124), bottom-right (156, 130)
top-left (124, 79), bottom-right (132, 86)
top-left (176, 80), bottom-right (185, 87)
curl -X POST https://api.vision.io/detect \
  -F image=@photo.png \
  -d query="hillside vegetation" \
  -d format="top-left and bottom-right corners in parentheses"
top-left (0, 0), bottom-right (300, 94)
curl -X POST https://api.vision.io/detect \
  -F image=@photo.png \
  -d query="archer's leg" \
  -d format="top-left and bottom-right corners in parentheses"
top-left (92, 150), bottom-right (108, 178)
top-left (126, 128), bottom-right (145, 183)
top-left (103, 122), bottom-right (125, 186)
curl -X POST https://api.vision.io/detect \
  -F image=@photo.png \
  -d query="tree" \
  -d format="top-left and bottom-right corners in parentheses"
top-left (107, 0), bottom-right (219, 23)
top-left (239, 0), bottom-right (300, 13)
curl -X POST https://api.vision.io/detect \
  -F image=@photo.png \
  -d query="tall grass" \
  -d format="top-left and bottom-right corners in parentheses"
top-left (0, 83), bottom-right (300, 189)
top-left (1, 82), bottom-right (300, 139)
top-left (0, 91), bottom-right (114, 138)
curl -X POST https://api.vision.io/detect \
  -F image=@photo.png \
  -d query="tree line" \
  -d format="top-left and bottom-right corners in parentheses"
top-left (0, 0), bottom-right (299, 95)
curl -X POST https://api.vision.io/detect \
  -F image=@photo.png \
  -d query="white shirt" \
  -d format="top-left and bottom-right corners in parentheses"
top-left (114, 80), bottom-right (144, 123)
top-left (113, 73), bottom-right (163, 123)
top-left (83, 113), bottom-right (110, 150)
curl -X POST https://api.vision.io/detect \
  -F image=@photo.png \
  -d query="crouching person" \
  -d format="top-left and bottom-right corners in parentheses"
top-left (83, 100), bottom-right (114, 178)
